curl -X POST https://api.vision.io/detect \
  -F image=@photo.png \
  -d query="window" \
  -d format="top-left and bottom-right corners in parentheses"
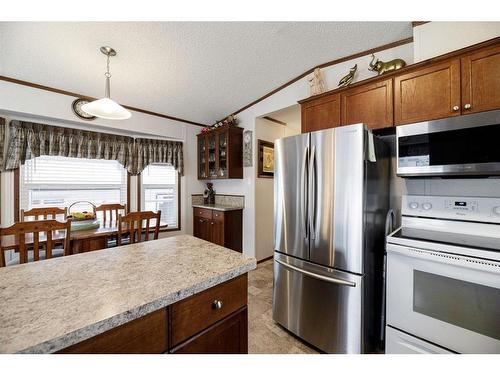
top-left (140, 164), bottom-right (179, 230)
top-left (20, 156), bottom-right (128, 212)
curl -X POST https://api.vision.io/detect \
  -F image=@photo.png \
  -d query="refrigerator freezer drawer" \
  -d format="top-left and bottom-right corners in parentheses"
top-left (272, 254), bottom-right (364, 353)
top-left (386, 326), bottom-right (454, 354)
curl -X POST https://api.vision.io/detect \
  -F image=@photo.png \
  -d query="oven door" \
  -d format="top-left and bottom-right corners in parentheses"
top-left (386, 243), bottom-right (500, 353)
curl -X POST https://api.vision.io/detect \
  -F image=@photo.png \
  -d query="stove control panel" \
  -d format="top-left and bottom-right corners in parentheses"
top-left (403, 195), bottom-right (500, 223)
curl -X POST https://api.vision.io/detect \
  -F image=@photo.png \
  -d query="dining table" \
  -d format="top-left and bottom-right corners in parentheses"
top-left (0, 219), bottom-right (167, 256)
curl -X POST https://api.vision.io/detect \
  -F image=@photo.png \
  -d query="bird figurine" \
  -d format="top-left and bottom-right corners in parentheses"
top-left (338, 64), bottom-right (357, 87)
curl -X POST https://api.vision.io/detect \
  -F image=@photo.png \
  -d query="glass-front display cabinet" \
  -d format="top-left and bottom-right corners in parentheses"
top-left (197, 125), bottom-right (243, 180)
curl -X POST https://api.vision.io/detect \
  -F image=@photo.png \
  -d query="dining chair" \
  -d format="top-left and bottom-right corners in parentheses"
top-left (117, 211), bottom-right (162, 246)
top-left (20, 207), bottom-right (68, 221)
top-left (95, 203), bottom-right (127, 248)
top-left (0, 219), bottom-right (72, 267)
top-left (95, 203), bottom-right (127, 226)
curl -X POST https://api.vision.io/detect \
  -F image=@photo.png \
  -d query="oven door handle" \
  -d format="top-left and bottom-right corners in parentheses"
top-left (386, 243), bottom-right (500, 272)
top-left (275, 259), bottom-right (356, 287)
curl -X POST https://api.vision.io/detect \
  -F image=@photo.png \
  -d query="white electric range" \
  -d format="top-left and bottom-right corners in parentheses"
top-left (385, 195), bottom-right (500, 354)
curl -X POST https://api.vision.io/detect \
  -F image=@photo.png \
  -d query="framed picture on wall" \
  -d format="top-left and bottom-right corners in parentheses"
top-left (257, 140), bottom-right (274, 178)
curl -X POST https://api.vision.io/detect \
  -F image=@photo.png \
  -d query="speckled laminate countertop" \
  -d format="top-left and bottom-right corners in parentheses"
top-left (192, 204), bottom-right (244, 211)
top-left (0, 235), bottom-right (256, 353)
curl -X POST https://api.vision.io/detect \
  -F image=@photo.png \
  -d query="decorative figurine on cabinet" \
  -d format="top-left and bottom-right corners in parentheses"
top-left (308, 67), bottom-right (326, 96)
top-left (368, 53), bottom-right (406, 76)
top-left (338, 64), bottom-right (358, 87)
top-left (203, 182), bottom-right (215, 204)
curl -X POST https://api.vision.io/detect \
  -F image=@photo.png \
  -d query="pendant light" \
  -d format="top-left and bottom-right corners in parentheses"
top-left (82, 46), bottom-right (132, 120)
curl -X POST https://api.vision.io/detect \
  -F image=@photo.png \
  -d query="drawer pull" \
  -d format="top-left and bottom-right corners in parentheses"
top-left (212, 299), bottom-right (223, 310)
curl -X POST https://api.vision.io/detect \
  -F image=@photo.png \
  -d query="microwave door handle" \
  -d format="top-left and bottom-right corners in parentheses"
top-left (275, 259), bottom-right (356, 287)
top-left (301, 146), bottom-right (309, 239)
top-left (309, 145), bottom-right (316, 240)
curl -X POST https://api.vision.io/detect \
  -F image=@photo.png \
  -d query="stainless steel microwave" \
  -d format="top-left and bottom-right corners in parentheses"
top-left (396, 110), bottom-right (500, 177)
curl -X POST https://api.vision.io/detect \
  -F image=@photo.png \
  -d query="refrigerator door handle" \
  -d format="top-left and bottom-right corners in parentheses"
top-left (275, 259), bottom-right (356, 287)
top-left (308, 145), bottom-right (317, 240)
top-left (301, 146), bottom-right (309, 239)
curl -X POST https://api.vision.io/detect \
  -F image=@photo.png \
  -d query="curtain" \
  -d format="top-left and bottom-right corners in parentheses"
top-left (3, 120), bottom-right (184, 175)
top-left (135, 138), bottom-right (184, 175)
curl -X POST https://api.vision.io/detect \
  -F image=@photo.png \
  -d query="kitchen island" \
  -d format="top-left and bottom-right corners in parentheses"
top-left (0, 235), bottom-right (256, 354)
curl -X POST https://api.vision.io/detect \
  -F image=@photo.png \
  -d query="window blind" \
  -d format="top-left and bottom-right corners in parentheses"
top-left (20, 156), bottom-right (127, 211)
top-left (141, 164), bottom-right (179, 229)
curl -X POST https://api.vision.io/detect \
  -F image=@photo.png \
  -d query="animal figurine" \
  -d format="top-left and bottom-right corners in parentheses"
top-left (368, 54), bottom-right (406, 75)
top-left (338, 64), bottom-right (357, 87)
top-left (308, 67), bottom-right (326, 96)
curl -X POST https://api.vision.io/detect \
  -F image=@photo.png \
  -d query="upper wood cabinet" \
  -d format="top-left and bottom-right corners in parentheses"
top-left (394, 59), bottom-right (461, 125)
top-left (461, 44), bottom-right (500, 115)
top-left (340, 79), bottom-right (393, 130)
top-left (197, 125), bottom-right (243, 180)
top-left (301, 93), bottom-right (340, 133)
top-left (299, 38), bottom-right (500, 132)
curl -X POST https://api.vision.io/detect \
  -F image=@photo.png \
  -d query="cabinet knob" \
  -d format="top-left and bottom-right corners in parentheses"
top-left (199, 219), bottom-right (204, 223)
top-left (211, 221), bottom-right (214, 225)
top-left (212, 299), bottom-right (223, 310)
top-left (452, 105), bottom-right (460, 111)
top-left (464, 103), bottom-right (472, 110)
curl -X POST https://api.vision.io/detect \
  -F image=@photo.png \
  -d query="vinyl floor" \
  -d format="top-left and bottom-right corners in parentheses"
top-left (247, 259), bottom-right (319, 354)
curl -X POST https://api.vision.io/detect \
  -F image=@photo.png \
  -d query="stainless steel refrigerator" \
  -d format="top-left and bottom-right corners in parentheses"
top-left (272, 124), bottom-right (390, 353)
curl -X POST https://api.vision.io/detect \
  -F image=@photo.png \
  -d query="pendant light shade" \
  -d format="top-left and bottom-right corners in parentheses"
top-left (81, 97), bottom-right (131, 120)
top-left (81, 46), bottom-right (131, 120)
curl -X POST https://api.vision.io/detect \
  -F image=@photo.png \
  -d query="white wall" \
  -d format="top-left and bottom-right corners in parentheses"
top-left (413, 22), bottom-right (500, 62)
top-left (0, 80), bottom-right (206, 231)
top-left (253, 117), bottom-right (302, 261)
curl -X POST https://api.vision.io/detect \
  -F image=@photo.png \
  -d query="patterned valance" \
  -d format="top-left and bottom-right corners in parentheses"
top-left (3, 120), bottom-right (184, 175)
top-left (136, 138), bottom-right (184, 175)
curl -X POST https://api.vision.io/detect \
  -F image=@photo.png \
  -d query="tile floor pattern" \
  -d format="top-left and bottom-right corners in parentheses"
top-left (247, 259), bottom-right (319, 354)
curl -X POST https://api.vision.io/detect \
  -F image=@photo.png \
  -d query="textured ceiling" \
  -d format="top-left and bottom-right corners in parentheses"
top-left (0, 22), bottom-right (412, 124)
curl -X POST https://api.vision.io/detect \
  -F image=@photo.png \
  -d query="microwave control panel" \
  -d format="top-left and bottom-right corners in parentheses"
top-left (403, 195), bottom-right (500, 223)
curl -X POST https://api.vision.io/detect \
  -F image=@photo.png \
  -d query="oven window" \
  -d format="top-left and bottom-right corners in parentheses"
top-left (399, 124), bottom-right (500, 167)
top-left (413, 270), bottom-right (500, 340)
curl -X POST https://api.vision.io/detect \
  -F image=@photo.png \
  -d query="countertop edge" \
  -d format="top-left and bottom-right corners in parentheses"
top-left (192, 204), bottom-right (244, 212)
top-left (16, 261), bottom-right (256, 354)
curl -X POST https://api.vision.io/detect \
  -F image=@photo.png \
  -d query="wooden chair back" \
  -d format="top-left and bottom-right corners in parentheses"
top-left (0, 219), bottom-right (72, 267)
top-left (95, 203), bottom-right (127, 225)
top-left (20, 207), bottom-right (67, 221)
top-left (117, 211), bottom-right (161, 246)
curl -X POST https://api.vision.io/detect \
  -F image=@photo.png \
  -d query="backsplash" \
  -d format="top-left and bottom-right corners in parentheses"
top-left (192, 194), bottom-right (245, 208)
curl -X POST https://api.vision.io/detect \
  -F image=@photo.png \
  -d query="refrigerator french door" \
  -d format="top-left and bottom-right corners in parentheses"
top-left (273, 124), bottom-right (389, 353)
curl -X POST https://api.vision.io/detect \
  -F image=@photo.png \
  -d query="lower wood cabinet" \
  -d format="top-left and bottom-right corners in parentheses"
top-left (193, 208), bottom-right (243, 252)
top-left (170, 308), bottom-right (248, 354)
top-left (58, 308), bottom-right (169, 354)
top-left (58, 274), bottom-right (248, 354)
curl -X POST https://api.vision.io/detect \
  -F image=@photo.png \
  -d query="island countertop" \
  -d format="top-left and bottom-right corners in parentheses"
top-left (0, 235), bottom-right (256, 353)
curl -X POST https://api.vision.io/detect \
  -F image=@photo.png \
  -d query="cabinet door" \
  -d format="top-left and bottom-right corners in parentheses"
top-left (217, 130), bottom-right (228, 178)
top-left (461, 44), bottom-right (500, 114)
top-left (340, 79), bottom-right (393, 130)
top-left (194, 217), bottom-right (210, 241)
top-left (394, 59), bottom-right (461, 125)
top-left (210, 219), bottom-right (225, 247)
top-left (301, 93), bottom-right (341, 133)
top-left (170, 307), bottom-right (248, 354)
top-left (197, 136), bottom-right (207, 179)
top-left (207, 133), bottom-right (217, 179)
